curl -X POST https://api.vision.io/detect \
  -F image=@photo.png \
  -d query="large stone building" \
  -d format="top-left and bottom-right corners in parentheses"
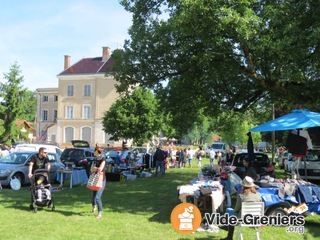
top-left (36, 47), bottom-right (122, 148)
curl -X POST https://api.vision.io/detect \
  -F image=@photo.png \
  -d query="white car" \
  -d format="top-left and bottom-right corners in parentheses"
top-left (284, 151), bottom-right (320, 180)
top-left (14, 144), bottom-right (63, 157)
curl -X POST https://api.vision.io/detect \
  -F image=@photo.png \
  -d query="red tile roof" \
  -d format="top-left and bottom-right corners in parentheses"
top-left (58, 57), bottom-right (115, 75)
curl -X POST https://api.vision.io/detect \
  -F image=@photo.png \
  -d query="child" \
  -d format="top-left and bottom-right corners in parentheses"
top-left (35, 176), bottom-right (51, 202)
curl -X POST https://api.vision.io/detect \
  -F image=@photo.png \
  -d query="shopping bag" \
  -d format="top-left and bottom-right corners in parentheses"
top-left (86, 171), bottom-right (103, 191)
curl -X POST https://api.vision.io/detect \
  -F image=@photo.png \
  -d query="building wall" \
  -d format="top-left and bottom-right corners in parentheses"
top-left (35, 88), bottom-right (58, 144)
top-left (56, 74), bottom-right (120, 148)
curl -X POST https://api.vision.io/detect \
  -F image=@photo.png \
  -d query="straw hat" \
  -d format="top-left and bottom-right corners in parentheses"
top-left (241, 176), bottom-right (255, 188)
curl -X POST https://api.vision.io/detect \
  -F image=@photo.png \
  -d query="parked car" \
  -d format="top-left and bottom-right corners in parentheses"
top-left (284, 150), bottom-right (320, 180)
top-left (132, 146), bottom-right (155, 162)
top-left (119, 150), bottom-right (135, 164)
top-left (231, 151), bottom-right (275, 179)
top-left (119, 147), bottom-right (155, 165)
top-left (0, 151), bottom-right (64, 188)
top-left (60, 140), bottom-right (95, 176)
top-left (14, 144), bottom-right (63, 157)
top-left (104, 149), bottom-right (119, 164)
top-left (277, 151), bottom-right (291, 169)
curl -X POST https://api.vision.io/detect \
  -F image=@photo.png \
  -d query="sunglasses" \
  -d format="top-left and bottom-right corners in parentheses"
top-left (43, 152), bottom-right (48, 154)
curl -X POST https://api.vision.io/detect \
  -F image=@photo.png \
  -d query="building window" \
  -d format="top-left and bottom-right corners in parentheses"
top-left (84, 85), bottom-right (91, 97)
top-left (83, 106), bottom-right (91, 119)
top-left (53, 110), bottom-right (57, 121)
top-left (42, 110), bottom-right (48, 121)
top-left (42, 96), bottom-right (48, 102)
top-left (65, 127), bottom-right (74, 143)
top-left (82, 127), bottom-right (91, 143)
top-left (66, 106), bottom-right (74, 119)
top-left (54, 95), bottom-right (58, 102)
top-left (67, 85), bottom-right (74, 97)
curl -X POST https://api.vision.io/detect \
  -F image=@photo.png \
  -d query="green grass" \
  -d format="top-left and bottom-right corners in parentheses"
top-left (0, 158), bottom-right (319, 240)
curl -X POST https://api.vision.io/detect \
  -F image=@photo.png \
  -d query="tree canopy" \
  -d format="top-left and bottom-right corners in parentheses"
top-left (112, 0), bottom-right (320, 135)
top-left (102, 88), bottom-right (166, 145)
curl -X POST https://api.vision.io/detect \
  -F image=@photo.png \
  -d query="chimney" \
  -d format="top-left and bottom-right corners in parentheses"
top-left (64, 55), bottom-right (70, 70)
top-left (102, 47), bottom-right (111, 62)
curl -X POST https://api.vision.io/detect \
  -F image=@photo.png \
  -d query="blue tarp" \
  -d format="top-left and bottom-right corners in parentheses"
top-left (257, 187), bottom-right (320, 214)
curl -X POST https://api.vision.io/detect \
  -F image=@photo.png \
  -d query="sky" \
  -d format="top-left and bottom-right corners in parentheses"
top-left (0, 0), bottom-right (132, 90)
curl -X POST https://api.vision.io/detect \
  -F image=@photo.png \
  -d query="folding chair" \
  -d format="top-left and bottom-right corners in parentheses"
top-left (236, 202), bottom-right (264, 240)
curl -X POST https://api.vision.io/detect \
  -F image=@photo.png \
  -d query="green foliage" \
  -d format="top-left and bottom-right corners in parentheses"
top-left (186, 113), bottom-right (211, 145)
top-left (211, 109), bottom-right (261, 146)
top-left (115, 0), bottom-right (320, 135)
top-left (102, 88), bottom-right (165, 145)
top-left (19, 90), bottom-right (37, 122)
top-left (0, 62), bottom-right (29, 144)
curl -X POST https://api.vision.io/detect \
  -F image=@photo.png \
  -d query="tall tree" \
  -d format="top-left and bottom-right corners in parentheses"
top-left (19, 90), bottom-right (36, 122)
top-left (0, 62), bottom-right (28, 144)
top-left (114, 0), bottom-right (320, 135)
top-left (102, 88), bottom-right (165, 145)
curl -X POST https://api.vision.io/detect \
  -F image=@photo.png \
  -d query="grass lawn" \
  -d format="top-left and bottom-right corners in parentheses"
top-left (0, 158), bottom-right (319, 240)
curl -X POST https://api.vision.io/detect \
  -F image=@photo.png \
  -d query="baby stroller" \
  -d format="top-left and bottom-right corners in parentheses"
top-left (29, 169), bottom-right (55, 212)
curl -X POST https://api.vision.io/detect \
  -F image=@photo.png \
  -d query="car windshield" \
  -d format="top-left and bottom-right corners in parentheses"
top-left (234, 153), bottom-right (269, 166)
top-left (212, 144), bottom-right (223, 149)
top-left (61, 149), bottom-right (84, 159)
top-left (0, 152), bottom-right (31, 164)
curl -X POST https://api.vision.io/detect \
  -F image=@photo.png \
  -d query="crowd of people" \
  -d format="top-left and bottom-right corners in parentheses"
top-left (157, 144), bottom-right (237, 171)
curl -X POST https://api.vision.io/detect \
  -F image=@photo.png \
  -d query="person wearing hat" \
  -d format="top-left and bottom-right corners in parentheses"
top-left (220, 176), bottom-right (261, 240)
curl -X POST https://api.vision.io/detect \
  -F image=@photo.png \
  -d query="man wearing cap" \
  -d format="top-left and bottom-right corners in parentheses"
top-left (220, 176), bottom-right (261, 240)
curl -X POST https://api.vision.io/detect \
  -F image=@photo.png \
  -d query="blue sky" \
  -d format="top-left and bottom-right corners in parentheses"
top-left (0, 0), bottom-right (132, 90)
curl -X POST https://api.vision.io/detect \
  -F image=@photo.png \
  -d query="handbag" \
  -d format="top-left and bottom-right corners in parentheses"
top-left (86, 170), bottom-right (103, 191)
top-left (200, 186), bottom-right (212, 196)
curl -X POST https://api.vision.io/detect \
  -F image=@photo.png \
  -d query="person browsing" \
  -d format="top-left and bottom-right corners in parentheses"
top-left (243, 157), bottom-right (259, 180)
top-left (154, 145), bottom-right (166, 177)
top-left (220, 176), bottom-right (262, 240)
top-left (90, 144), bottom-right (106, 219)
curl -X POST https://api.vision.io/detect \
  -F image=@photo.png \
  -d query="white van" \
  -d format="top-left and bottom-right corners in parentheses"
top-left (211, 142), bottom-right (230, 156)
top-left (14, 144), bottom-right (63, 156)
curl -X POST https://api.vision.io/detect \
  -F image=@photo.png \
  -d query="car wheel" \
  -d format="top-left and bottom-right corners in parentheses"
top-left (11, 173), bottom-right (23, 187)
top-left (266, 206), bottom-right (288, 217)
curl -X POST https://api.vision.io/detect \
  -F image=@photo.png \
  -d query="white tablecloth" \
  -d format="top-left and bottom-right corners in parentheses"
top-left (178, 181), bottom-right (225, 213)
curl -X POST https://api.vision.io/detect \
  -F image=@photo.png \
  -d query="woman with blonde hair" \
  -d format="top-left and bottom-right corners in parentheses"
top-left (220, 176), bottom-right (261, 240)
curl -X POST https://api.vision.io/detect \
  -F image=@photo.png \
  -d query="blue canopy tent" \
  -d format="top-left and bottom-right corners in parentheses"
top-left (249, 109), bottom-right (320, 181)
top-left (250, 110), bottom-right (320, 215)
top-left (250, 109), bottom-right (320, 132)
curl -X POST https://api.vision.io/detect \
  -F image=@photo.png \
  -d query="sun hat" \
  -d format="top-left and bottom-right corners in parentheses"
top-left (241, 176), bottom-right (255, 188)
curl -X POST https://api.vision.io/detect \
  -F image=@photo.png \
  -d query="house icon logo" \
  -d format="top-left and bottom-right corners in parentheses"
top-left (170, 203), bottom-right (201, 234)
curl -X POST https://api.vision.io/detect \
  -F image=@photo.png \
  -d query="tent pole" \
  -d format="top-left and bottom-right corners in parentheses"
top-left (271, 104), bottom-right (275, 163)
